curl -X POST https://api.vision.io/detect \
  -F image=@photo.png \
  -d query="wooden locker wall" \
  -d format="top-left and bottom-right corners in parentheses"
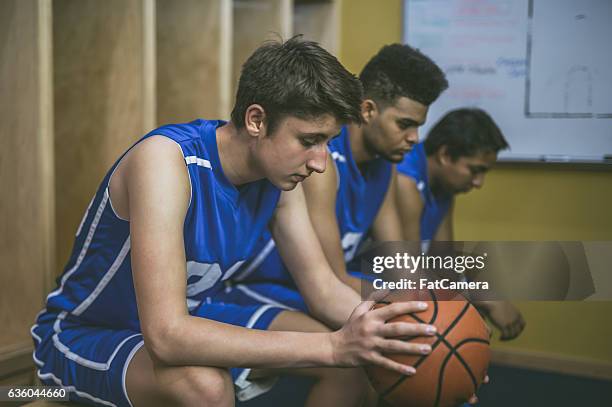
top-left (0, 0), bottom-right (54, 384)
top-left (53, 0), bottom-right (155, 273)
top-left (156, 0), bottom-right (232, 124)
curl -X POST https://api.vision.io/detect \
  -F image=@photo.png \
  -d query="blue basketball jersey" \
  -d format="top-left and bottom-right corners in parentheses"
top-left (397, 142), bottom-right (451, 242)
top-left (45, 119), bottom-right (281, 331)
top-left (234, 126), bottom-right (392, 284)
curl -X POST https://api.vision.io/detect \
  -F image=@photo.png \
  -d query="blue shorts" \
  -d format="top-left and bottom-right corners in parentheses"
top-left (32, 298), bottom-right (287, 407)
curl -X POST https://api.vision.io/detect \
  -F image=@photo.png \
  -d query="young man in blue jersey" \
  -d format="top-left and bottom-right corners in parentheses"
top-left (223, 46), bottom-right (486, 405)
top-left (228, 43), bottom-right (448, 304)
top-left (32, 38), bottom-right (441, 407)
top-left (397, 108), bottom-right (526, 340)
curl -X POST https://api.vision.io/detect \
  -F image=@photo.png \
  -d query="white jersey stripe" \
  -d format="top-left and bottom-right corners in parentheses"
top-left (122, 340), bottom-right (145, 407)
top-left (234, 239), bottom-right (276, 281)
top-left (331, 151), bottom-right (346, 163)
top-left (235, 284), bottom-right (295, 310)
top-left (47, 190), bottom-right (109, 300)
top-left (184, 155), bottom-right (212, 169)
top-left (51, 312), bottom-right (141, 371)
top-left (38, 371), bottom-right (117, 407)
top-left (73, 237), bottom-right (131, 315)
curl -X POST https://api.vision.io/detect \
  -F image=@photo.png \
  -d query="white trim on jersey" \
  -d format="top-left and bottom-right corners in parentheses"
top-left (184, 155), bottom-right (212, 169)
top-left (233, 239), bottom-right (276, 282)
top-left (31, 325), bottom-right (42, 344)
top-left (331, 151), bottom-right (341, 192)
top-left (47, 190), bottom-right (109, 300)
top-left (38, 370), bottom-right (118, 407)
top-left (221, 260), bottom-right (247, 281)
top-left (72, 237), bottom-right (131, 315)
top-left (32, 349), bottom-right (44, 367)
top-left (331, 151), bottom-right (346, 163)
top-left (72, 237), bottom-right (131, 316)
top-left (76, 194), bottom-right (96, 236)
top-left (51, 311), bottom-right (141, 371)
top-left (122, 340), bottom-right (145, 407)
top-left (235, 284), bottom-right (296, 311)
top-left (235, 304), bottom-right (281, 401)
top-left (245, 304), bottom-right (276, 328)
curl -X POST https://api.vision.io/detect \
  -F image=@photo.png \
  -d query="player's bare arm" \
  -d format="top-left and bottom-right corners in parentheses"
top-left (119, 138), bottom-right (435, 374)
top-left (301, 153), bottom-right (364, 293)
top-left (119, 135), bottom-right (341, 370)
top-left (269, 183), bottom-right (438, 366)
top-left (270, 182), bottom-right (359, 328)
top-left (397, 174), bottom-right (424, 241)
top-left (371, 166), bottom-right (404, 242)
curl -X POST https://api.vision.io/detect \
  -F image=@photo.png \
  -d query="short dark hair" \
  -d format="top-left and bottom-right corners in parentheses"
top-left (359, 43), bottom-right (448, 108)
top-left (424, 108), bottom-right (509, 160)
top-left (231, 36), bottom-right (363, 133)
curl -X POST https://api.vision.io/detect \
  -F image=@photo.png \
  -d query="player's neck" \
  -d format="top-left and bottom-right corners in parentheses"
top-left (347, 123), bottom-right (377, 165)
top-left (216, 121), bottom-right (262, 186)
top-left (427, 155), bottom-right (444, 196)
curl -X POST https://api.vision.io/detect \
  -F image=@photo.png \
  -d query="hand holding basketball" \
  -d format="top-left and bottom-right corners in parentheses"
top-left (330, 299), bottom-right (437, 375)
top-left (366, 291), bottom-right (491, 407)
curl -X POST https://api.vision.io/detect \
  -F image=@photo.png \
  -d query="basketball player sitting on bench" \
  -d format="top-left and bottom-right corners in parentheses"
top-left (32, 37), bottom-right (442, 407)
top-left (225, 44), bottom-right (484, 404)
top-left (396, 108), bottom-right (526, 340)
top-left (227, 42), bottom-right (448, 308)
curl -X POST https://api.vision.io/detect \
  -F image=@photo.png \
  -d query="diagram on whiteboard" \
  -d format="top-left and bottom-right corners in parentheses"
top-left (526, 0), bottom-right (612, 118)
top-left (404, 0), bottom-right (612, 161)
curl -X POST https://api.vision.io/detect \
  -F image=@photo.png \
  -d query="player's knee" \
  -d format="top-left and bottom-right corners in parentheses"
top-left (316, 367), bottom-right (374, 402)
top-left (172, 366), bottom-right (234, 407)
top-left (316, 366), bottom-right (367, 386)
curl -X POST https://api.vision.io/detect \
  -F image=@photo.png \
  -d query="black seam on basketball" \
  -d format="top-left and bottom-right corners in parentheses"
top-left (439, 301), bottom-right (471, 339)
top-left (454, 338), bottom-right (490, 346)
top-left (380, 301), bottom-right (472, 398)
top-left (440, 339), bottom-right (478, 391)
top-left (433, 347), bottom-right (457, 407)
top-left (432, 338), bottom-right (489, 407)
top-left (429, 289), bottom-right (439, 324)
top-left (450, 338), bottom-right (491, 389)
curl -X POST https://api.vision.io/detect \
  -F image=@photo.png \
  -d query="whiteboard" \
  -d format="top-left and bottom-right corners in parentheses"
top-left (403, 0), bottom-right (612, 163)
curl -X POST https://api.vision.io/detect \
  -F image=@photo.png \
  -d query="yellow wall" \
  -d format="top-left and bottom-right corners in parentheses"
top-left (340, 0), bottom-right (612, 363)
top-left (339, 0), bottom-right (403, 73)
top-left (456, 167), bottom-right (612, 362)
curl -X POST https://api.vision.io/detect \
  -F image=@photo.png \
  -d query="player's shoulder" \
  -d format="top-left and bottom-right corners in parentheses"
top-left (128, 134), bottom-right (186, 168)
top-left (397, 143), bottom-right (426, 180)
top-left (119, 135), bottom-right (191, 202)
top-left (397, 170), bottom-right (425, 212)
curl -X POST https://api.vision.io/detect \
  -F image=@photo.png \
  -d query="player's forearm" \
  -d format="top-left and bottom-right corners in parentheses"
top-left (346, 274), bottom-right (365, 295)
top-left (146, 314), bottom-right (335, 369)
top-left (308, 277), bottom-right (361, 330)
top-left (326, 264), bottom-right (364, 296)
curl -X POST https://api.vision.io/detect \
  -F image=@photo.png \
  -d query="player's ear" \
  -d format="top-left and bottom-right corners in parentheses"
top-left (437, 145), bottom-right (452, 166)
top-left (361, 99), bottom-right (379, 124)
top-left (244, 104), bottom-right (266, 137)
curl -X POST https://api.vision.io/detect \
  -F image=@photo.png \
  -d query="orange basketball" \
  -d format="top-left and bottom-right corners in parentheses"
top-left (366, 290), bottom-right (490, 407)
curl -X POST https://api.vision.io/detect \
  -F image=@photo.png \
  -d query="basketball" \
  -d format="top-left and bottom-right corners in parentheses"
top-left (366, 290), bottom-right (490, 407)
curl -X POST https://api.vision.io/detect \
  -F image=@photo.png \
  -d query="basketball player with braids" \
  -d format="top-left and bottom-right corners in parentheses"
top-left (31, 37), bottom-right (439, 407)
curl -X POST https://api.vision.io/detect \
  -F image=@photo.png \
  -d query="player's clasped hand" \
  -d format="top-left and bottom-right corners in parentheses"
top-left (330, 300), bottom-right (436, 375)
